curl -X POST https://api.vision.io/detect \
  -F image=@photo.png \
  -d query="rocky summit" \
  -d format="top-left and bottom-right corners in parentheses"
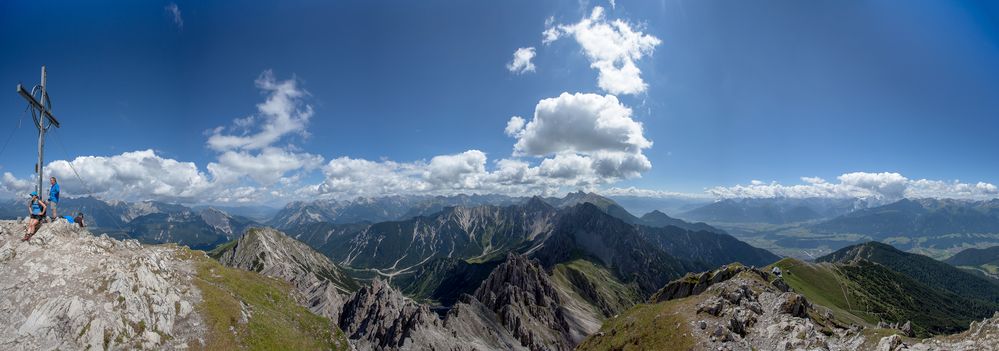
top-left (0, 220), bottom-right (203, 350)
top-left (0, 219), bottom-right (349, 351)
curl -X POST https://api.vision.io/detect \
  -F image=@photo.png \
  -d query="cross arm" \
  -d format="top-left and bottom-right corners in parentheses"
top-left (16, 84), bottom-right (59, 128)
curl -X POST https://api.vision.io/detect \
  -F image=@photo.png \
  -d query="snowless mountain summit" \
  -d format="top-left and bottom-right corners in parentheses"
top-left (0, 220), bottom-right (349, 351)
top-left (0, 220), bottom-right (203, 350)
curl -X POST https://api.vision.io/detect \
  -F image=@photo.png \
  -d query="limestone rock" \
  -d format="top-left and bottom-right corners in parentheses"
top-left (649, 264), bottom-right (752, 303)
top-left (0, 220), bottom-right (204, 351)
top-left (779, 293), bottom-right (810, 318)
top-left (877, 334), bottom-right (904, 351)
top-left (468, 253), bottom-right (576, 351)
top-left (907, 312), bottom-right (999, 351)
top-left (771, 277), bottom-right (791, 292)
top-left (900, 321), bottom-right (914, 337)
top-left (338, 279), bottom-right (460, 351)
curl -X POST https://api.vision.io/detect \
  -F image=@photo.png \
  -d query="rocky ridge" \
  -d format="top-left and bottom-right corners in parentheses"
top-left (880, 312), bottom-right (999, 351)
top-left (579, 266), bottom-right (869, 350)
top-left (467, 253), bottom-right (580, 351)
top-left (332, 252), bottom-right (600, 351)
top-left (338, 279), bottom-right (461, 350)
top-left (216, 226), bottom-right (604, 351)
top-left (214, 227), bottom-right (359, 322)
top-left (0, 220), bottom-right (203, 350)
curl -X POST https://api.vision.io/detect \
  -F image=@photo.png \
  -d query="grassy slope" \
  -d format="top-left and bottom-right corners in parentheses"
top-left (550, 259), bottom-right (644, 318)
top-left (771, 257), bottom-right (988, 336)
top-left (771, 258), bottom-right (875, 326)
top-left (178, 249), bottom-right (350, 350)
top-left (575, 298), bottom-right (695, 351)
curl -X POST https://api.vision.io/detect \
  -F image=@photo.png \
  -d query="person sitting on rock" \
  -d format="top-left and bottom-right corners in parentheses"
top-left (24, 191), bottom-right (47, 241)
top-left (73, 212), bottom-right (85, 228)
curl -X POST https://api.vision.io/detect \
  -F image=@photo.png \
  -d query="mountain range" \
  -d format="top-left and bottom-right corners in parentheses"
top-left (267, 194), bottom-right (523, 229)
top-left (676, 197), bottom-right (999, 259)
top-left (0, 196), bottom-right (256, 250)
top-left (678, 197), bottom-right (868, 224)
top-left (9, 193), bottom-right (999, 350)
top-left (280, 195), bottom-right (779, 307)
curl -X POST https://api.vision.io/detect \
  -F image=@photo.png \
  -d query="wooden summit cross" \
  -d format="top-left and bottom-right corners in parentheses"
top-left (16, 65), bottom-right (61, 197)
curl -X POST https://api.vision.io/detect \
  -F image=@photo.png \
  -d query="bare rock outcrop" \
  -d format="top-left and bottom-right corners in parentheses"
top-left (338, 279), bottom-right (461, 351)
top-left (0, 220), bottom-right (204, 350)
top-left (649, 264), bottom-right (763, 303)
top-left (900, 312), bottom-right (999, 351)
top-left (469, 253), bottom-right (576, 351)
top-left (877, 334), bottom-right (905, 351)
top-left (689, 273), bottom-right (864, 351)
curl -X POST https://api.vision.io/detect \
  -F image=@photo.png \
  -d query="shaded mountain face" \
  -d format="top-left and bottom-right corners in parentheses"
top-left (531, 203), bottom-right (704, 295)
top-left (392, 257), bottom-right (500, 306)
top-left (945, 246), bottom-right (999, 281)
top-left (638, 210), bottom-right (720, 233)
top-left (946, 245), bottom-right (999, 267)
top-left (817, 241), bottom-right (999, 307)
top-left (606, 195), bottom-right (712, 218)
top-left (637, 224), bottom-right (780, 268)
top-left (679, 197), bottom-right (865, 224)
top-left (813, 198), bottom-right (999, 239)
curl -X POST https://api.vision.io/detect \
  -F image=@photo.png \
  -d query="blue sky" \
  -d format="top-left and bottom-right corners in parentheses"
top-left (1, 0), bottom-right (998, 204)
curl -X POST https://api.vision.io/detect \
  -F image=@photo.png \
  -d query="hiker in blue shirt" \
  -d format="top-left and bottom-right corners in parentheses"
top-left (47, 176), bottom-right (60, 221)
top-left (24, 191), bottom-right (47, 241)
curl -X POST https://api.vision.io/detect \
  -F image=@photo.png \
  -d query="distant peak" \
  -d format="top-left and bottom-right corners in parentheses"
top-left (642, 209), bottom-right (669, 218)
top-left (525, 196), bottom-right (554, 210)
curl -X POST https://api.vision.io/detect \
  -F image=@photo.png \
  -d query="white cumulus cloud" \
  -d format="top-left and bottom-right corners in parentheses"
top-left (427, 150), bottom-right (488, 188)
top-left (36, 150), bottom-right (214, 202)
top-left (503, 92), bottom-right (652, 182)
top-left (506, 47), bottom-right (537, 74)
top-left (511, 92), bottom-right (651, 156)
top-left (0, 172), bottom-right (34, 194)
top-left (544, 6), bottom-right (661, 95)
top-left (505, 116), bottom-right (526, 137)
top-left (708, 172), bottom-right (999, 202)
